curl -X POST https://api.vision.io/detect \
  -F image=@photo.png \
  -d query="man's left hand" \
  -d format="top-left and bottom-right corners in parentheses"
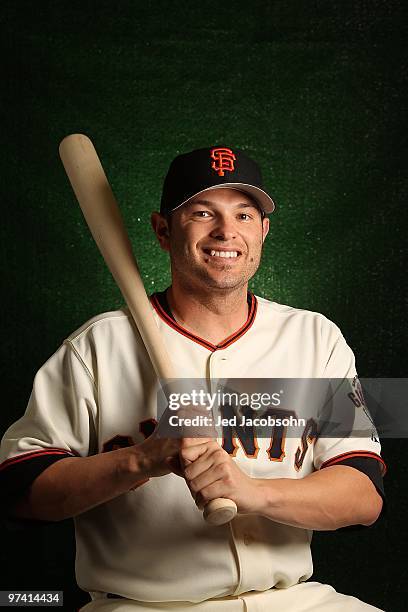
top-left (180, 440), bottom-right (261, 514)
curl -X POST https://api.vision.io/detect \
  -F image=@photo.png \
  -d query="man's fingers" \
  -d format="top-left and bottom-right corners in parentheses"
top-left (180, 439), bottom-right (219, 465)
top-left (184, 454), bottom-right (215, 482)
top-left (187, 462), bottom-right (228, 496)
top-left (194, 480), bottom-right (228, 510)
top-left (179, 441), bottom-right (209, 466)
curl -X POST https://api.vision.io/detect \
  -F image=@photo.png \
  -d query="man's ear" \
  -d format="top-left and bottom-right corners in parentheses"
top-left (151, 212), bottom-right (170, 252)
top-left (262, 217), bottom-right (270, 243)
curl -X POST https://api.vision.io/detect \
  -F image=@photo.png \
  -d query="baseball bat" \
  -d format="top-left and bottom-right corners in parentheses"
top-left (59, 134), bottom-right (237, 526)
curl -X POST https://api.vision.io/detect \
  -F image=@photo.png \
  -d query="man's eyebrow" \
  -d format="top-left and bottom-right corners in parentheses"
top-left (188, 199), bottom-right (259, 209)
top-left (188, 199), bottom-right (215, 206)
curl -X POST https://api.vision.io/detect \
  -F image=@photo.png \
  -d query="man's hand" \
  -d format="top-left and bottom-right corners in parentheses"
top-left (132, 404), bottom-right (218, 481)
top-left (132, 433), bottom-right (183, 479)
top-left (181, 440), bottom-right (261, 514)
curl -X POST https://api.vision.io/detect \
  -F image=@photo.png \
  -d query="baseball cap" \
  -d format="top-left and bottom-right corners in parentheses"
top-left (160, 146), bottom-right (275, 215)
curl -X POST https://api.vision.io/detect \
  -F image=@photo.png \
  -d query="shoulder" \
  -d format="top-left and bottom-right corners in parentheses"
top-left (254, 295), bottom-right (355, 375)
top-left (65, 308), bottom-right (133, 343)
top-left (63, 307), bottom-right (140, 366)
top-left (254, 294), bottom-right (342, 336)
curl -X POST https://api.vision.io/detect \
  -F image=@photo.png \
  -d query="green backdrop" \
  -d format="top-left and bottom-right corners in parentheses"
top-left (1, 1), bottom-right (406, 610)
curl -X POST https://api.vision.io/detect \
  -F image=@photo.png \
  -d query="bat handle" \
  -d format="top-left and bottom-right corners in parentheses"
top-left (203, 498), bottom-right (237, 525)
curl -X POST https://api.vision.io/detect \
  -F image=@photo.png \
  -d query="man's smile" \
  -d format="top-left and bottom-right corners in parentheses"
top-left (202, 247), bottom-right (243, 261)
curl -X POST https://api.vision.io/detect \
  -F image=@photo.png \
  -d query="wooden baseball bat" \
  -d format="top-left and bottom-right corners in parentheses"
top-left (59, 134), bottom-right (237, 526)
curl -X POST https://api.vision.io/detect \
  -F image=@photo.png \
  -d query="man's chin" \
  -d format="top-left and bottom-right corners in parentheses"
top-left (196, 272), bottom-right (249, 292)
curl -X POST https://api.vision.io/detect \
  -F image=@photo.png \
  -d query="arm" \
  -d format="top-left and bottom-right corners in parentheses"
top-left (254, 465), bottom-right (383, 530)
top-left (3, 334), bottom-right (187, 523)
top-left (182, 441), bottom-right (383, 531)
top-left (13, 434), bottom-right (183, 522)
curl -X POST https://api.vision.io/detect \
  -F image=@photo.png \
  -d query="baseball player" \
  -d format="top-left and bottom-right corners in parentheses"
top-left (0, 147), bottom-right (386, 611)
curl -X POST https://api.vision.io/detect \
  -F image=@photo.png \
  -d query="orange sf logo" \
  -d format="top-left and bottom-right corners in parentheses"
top-left (210, 147), bottom-right (236, 177)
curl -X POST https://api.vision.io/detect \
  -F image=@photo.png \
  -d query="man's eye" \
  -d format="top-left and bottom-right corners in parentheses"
top-left (193, 211), bottom-right (211, 217)
top-left (238, 213), bottom-right (252, 220)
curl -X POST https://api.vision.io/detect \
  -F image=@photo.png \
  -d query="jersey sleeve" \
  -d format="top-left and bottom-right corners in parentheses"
top-left (0, 339), bottom-right (98, 513)
top-left (312, 320), bottom-right (386, 526)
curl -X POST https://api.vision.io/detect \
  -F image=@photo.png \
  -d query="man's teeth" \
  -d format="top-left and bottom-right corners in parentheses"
top-left (209, 250), bottom-right (238, 258)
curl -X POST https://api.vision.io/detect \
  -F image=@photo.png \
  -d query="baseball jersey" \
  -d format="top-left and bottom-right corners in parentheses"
top-left (0, 293), bottom-right (386, 604)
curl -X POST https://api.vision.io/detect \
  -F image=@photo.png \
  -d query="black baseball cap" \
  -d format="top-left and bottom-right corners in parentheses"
top-left (160, 146), bottom-right (275, 215)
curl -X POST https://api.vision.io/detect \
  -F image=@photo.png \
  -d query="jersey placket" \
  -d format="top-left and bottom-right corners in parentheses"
top-left (208, 349), bottom-right (265, 594)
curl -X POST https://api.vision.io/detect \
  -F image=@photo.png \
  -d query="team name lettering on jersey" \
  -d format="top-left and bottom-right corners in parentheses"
top-left (102, 416), bottom-right (316, 471)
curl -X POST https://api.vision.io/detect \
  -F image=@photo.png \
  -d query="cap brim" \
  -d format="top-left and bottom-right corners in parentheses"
top-left (173, 183), bottom-right (275, 214)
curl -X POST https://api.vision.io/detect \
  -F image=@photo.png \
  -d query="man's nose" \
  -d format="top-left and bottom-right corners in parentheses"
top-left (209, 216), bottom-right (237, 241)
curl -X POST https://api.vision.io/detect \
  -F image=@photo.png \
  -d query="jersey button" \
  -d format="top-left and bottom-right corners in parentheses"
top-left (243, 532), bottom-right (253, 546)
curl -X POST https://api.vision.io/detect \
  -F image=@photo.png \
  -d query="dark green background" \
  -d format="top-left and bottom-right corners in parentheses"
top-left (1, 1), bottom-right (407, 610)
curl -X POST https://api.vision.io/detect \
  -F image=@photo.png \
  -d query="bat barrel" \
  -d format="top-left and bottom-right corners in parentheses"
top-left (59, 134), bottom-right (174, 381)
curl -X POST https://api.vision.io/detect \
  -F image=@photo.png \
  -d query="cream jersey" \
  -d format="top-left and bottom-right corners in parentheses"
top-left (0, 294), bottom-right (385, 604)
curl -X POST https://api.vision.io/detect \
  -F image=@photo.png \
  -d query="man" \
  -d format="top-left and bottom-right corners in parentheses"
top-left (0, 146), bottom-right (385, 611)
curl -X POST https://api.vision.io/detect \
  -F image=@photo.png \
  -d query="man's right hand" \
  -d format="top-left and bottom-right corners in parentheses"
top-left (131, 433), bottom-right (183, 479)
top-left (130, 403), bottom-right (218, 481)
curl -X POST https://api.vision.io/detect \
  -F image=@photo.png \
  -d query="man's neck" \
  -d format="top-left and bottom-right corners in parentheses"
top-left (166, 283), bottom-right (250, 346)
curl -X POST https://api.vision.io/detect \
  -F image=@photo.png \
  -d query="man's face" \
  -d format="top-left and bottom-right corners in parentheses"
top-left (152, 188), bottom-right (269, 293)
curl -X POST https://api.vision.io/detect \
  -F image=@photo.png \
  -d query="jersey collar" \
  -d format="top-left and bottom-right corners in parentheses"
top-left (150, 290), bottom-right (257, 352)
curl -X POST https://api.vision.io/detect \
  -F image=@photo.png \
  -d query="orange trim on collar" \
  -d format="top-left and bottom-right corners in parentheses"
top-left (150, 293), bottom-right (258, 352)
